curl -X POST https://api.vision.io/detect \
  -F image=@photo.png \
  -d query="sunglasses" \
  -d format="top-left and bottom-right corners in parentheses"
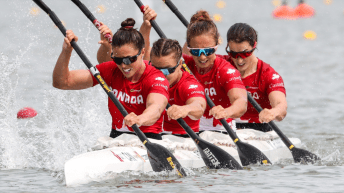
top-left (187, 46), bottom-right (218, 57)
top-left (111, 49), bottom-right (142, 65)
top-left (226, 45), bottom-right (256, 59)
top-left (150, 60), bottom-right (180, 76)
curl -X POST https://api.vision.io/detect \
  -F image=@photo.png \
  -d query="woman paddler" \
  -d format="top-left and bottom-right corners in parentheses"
top-left (217, 23), bottom-right (287, 132)
top-left (139, 6), bottom-right (207, 137)
top-left (182, 10), bottom-right (247, 132)
top-left (52, 18), bottom-right (169, 140)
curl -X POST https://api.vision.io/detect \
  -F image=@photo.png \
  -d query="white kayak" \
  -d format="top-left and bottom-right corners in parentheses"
top-left (64, 129), bottom-right (301, 186)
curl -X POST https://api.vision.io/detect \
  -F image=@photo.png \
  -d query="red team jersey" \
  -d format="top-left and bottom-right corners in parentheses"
top-left (217, 55), bottom-right (286, 123)
top-left (182, 54), bottom-right (245, 130)
top-left (163, 71), bottom-right (206, 134)
top-left (91, 60), bottom-right (169, 133)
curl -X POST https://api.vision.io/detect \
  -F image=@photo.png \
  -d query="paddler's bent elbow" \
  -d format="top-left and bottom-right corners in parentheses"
top-left (52, 81), bottom-right (66, 90)
top-left (52, 78), bottom-right (70, 90)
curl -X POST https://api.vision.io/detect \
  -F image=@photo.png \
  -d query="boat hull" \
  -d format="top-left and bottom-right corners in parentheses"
top-left (65, 130), bottom-right (301, 186)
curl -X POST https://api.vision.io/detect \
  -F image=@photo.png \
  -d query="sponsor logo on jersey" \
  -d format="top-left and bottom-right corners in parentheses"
top-left (205, 87), bottom-right (217, 96)
top-left (229, 76), bottom-right (242, 82)
top-left (113, 89), bottom-right (144, 104)
top-left (227, 68), bottom-right (236, 74)
top-left (188, 85), bottom-right (198, 89)
top-left (130, 89), bottom-right (141, 92)
top-left (169, 98), bottom-right (174, 101)
top-left (191, 91), bottom-right (205, 95)
top-left (155, 77), bottom-right (165, 81)
top-left (270, 83), bottom-right (284, 88)
top-left (204, 81), bottom-right (213, 85)
top-left (153, 83), bottom-right (168, 91)
top-left (272, 74), bottom-right (280, 80)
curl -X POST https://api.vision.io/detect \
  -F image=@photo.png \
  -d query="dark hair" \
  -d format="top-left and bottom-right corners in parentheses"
top-left (187, 10), bottom-right (220, 47)
top-left (227, 23), bottom-right (257, 47)
top-left (112, 18), bottom-right (145, 50)
top-left (151, 38), bottom-right (182, 64)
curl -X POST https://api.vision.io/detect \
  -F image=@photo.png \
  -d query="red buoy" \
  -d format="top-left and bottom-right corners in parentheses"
top-left (17, 107), bottom-right (38, 119)
top-left (294, 3), bottom-right (315, 18)
top-left (273, 5), bottom-right (297, 20)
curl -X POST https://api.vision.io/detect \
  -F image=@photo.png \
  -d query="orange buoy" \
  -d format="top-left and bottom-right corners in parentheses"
top-left (17, 107), bottom-right (38, 119)
top-left (294, 3), bottom-right (315, 18)
top-left (272, 5), bottom-right (297, 20)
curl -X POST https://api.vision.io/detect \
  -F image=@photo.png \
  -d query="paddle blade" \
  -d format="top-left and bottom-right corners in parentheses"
top-left (236, 141), bottom-right (272, 166)
top-left (145, 142), bottom-right (187, 177)
top-left (291, 147), bottom-right (320, 164)
top-left (196, 139), bottom-right (243, 170)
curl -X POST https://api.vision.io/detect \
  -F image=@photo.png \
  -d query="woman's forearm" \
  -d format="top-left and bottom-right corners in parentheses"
top-left (53, 48), bottom-right (73, 89)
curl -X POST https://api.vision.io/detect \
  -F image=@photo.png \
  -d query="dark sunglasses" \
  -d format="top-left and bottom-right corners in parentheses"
top-left (111, 49), bottom-right (142, 65)
top-left (187, 46), bottom-right (218, 57)
top-left (150, 60), bottom-right (180, 76)
top-left (226, 45), bottom-right (256, 59)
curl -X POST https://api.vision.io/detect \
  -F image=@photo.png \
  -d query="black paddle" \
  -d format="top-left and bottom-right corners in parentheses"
top-left (70, 0), bottom-right (112, 43)
top-left (162, 0), bottom-right (272, 166)
top-left (133, 0), bottom-right (242, 170)
top-left (163, 0), bottom-right (319, 164)
top-left (247, 93), bottom-right (320, 163)
top-left (32, 0), bottom-right (187, 177)
top-left (166, 104), bottom-right (243, 170)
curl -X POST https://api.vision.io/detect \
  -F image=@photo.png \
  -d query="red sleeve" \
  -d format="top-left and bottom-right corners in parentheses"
top-left (264, 68), bottom-right (286, 95)
top-left (143, 70), bottom-right (170, 100)
top-left (179, 78), bottom-right (206, 102)
top-left (90, 61), bottom-right (117, 87)
top-left (218, 60), bottom-right (245, 92)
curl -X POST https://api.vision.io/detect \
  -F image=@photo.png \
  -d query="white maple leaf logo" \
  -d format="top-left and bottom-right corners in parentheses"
top-left (227, 69), bottom-right (236, 74)
top-left (155, 77), bottom-right (165, 81)
top-left (188, 85), bottom-right (198, 89)
top-left (272, 74), bottom-right (280, 80)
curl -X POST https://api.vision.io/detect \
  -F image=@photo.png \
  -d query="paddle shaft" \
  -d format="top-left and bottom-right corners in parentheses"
top-left (133, 0), bottom-right (167, 39)
top-left (33, 0), bottom-right (148, 143)
top-left (70, 0), bottom-right (112, 43)
top-left (163, 0), bottom-right (189, 27)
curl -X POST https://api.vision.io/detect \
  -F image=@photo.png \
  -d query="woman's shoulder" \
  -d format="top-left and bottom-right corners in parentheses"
top-left (215, 56), bottom-right (238, 72)
top-left (96, 61), bottom-right (118, 73)
top-left (143, 62), bottom-right (168, 82)
top-left (258, 58), bottom-right (282, 78)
